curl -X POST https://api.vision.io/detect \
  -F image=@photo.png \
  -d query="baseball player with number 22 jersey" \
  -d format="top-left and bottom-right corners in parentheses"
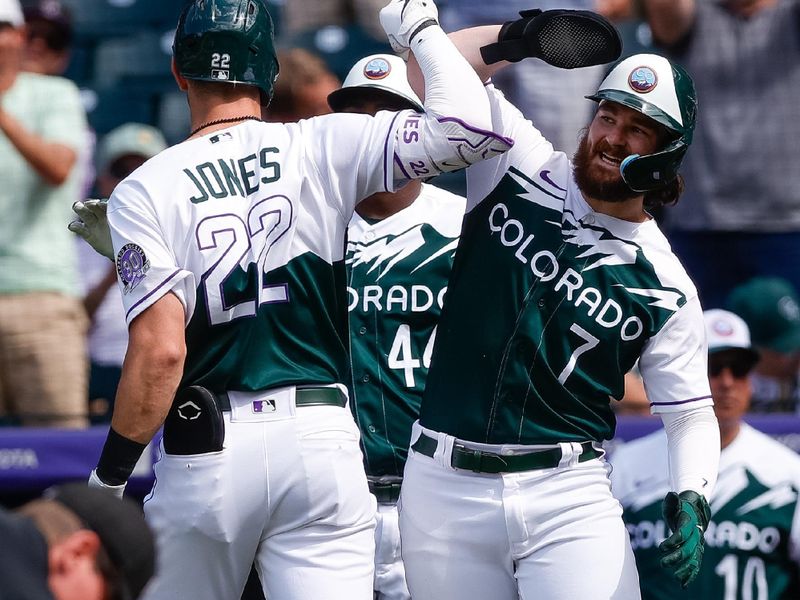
top-left (72, 1), bottom-right (511, 599)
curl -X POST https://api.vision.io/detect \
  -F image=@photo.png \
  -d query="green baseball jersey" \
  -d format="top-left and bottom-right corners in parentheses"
top-left (611, 425), bottom-right (800, 600)
top-left (107, 115), bottom-right (405, 393)
top-left (420, 84), bottom-right (712, 445)
top-left (346, 184), bottom-right (465, 477)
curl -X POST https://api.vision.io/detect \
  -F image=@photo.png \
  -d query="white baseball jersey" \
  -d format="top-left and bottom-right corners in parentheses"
top-left (611, 425), bottom-right (800, 599)
top-left (108, 113), bottom-right (416, 393)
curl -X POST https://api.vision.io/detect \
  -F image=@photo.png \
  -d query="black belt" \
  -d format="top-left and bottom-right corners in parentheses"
top-left (368, 476), bottom-right (403, 503)
top-left (216, 386), bottom-right (347, 411)
top-left (411, 431), bottom-right (601, 474)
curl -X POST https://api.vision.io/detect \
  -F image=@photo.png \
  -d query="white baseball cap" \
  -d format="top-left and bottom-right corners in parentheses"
top-left (0, 0), bottom-right (24, 27)
top-left (327, 54), bottom-right (424, 113)
top-left (704, 309), bottom-right (760, 364)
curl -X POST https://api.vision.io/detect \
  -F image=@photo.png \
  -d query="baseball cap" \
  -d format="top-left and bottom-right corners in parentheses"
top-left (327, 54), bottom-right (424, 113)
top-left (0, 0), bottom-right (24, 26)
top-left (726, 277), bottom-right (800, 354)
top-left (704, 309), bottom-right (760, 365)
top-left (96, 123), bottom-right (168, 175)
top-left (45, 483), bottom-right (156, 600)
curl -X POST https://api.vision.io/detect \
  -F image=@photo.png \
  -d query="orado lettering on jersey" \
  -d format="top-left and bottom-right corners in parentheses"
top-left (627, 519), bottom-right (782, 554)
top-left (347, 285), bottom-right (447, 313)
top-left (488, 202), bottom-right (645, 342)
top-left (183, 147), bottom-right (281, 203)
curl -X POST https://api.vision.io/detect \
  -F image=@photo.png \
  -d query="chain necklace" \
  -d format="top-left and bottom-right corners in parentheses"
top-left (189, 115), bottom-right (263, 138)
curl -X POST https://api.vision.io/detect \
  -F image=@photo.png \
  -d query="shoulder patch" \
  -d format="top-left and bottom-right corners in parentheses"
top-left (116, 243), bottom-right (150, 294)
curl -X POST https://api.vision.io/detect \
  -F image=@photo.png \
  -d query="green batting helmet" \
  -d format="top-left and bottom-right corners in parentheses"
top-left (173, 0), bottom-right (279, 104)
top-left (587, 53), bottom-right (697, 192)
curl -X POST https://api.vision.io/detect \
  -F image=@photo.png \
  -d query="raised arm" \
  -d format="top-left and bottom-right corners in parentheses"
top-left (642, 0), bottom-right (696, 47)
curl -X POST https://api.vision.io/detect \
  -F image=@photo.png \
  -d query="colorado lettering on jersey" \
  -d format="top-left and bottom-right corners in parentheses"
top-left (183, 147), bottom-right (281, 203)
top-left (627, 518), bottom-right (782, 554)
top-left (487, 200), bottom-right (646, 342)
top-left (347, 284), bottom-right (447, 313)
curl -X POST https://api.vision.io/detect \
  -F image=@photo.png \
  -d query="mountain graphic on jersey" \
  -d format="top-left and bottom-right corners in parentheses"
top-left (346, 222), bottom-right (458, 286)
top-left (346, 219), bottom-right (458, 478)
top-left (421, 167), bottom-right (688, 444)
top-left (624, 468), bottom-right (800, 600)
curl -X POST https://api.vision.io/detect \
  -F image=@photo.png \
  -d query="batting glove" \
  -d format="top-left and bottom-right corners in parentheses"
top-left (69, 199), bottom-right (114, 261)
top-left (380, 0), bottom-right (439, 61)
top-left (88, 469), bottom-right (127, 500)
top-left (659, 490), bottom-right (711, 588)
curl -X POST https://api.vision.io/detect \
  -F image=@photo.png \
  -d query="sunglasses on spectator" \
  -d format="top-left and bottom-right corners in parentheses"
top-left (708, 359), bottom-right (751, 378)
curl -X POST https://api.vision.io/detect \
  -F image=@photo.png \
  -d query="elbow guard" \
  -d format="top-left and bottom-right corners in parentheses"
top-left (393, 112), bottom-right (513, 180)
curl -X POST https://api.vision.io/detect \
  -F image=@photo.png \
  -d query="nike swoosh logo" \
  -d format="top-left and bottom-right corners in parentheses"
top-left (540, 169), bottom-right (566, 192)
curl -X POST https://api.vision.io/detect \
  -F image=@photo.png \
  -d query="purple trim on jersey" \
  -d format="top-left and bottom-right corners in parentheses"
top-left (436, 116), bottom-right (515, 154)
top-left (650, 395), bottom-right (713, 407)
top-left (125, 269), bottom-right (182, 320)
top-left (383, 110), bottom-right (404, 192)
top-left (394, 154), bottom-right (412, 180)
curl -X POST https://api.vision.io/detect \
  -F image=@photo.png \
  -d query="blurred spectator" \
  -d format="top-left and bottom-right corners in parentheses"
top-left (22, 0), bottom-right (72, 76)
top-left (0, 0), bottom-right (89, 427)
top-left (643, 0), bottom-right (800, 308)
top-left (282, 0), bottom-right (386, 42)
top-left (612, 309), bottom-right (800, 599)
top-left (727, 277), bottom-right (800, 413)
top-left (0, 482), bottom-right (156, 600)
top-left (439, 1), bottom-right (615, 156)
top-left (265, 48), bottom-right (340, 122)
top-left (79, 123), bottom-right (167, 424)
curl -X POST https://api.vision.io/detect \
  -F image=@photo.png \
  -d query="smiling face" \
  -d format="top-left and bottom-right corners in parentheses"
top-left (573, 100), bottom-right (668, 203)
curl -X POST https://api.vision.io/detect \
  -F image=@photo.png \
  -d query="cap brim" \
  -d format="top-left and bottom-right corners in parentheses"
top-left (709, 345), bottom-right (760, 367)
top-left (327, 85), bottom-right (423, 113)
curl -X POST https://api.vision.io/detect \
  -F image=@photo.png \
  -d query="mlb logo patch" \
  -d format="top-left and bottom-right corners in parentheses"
top-left (252, 399), bottom-right (276, 413)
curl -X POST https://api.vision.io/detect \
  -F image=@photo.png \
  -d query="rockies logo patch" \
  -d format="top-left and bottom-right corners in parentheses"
top-left (116, 243), bottom-right (150, 294)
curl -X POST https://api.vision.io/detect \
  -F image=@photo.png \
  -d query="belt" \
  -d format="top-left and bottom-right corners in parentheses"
top-left (411, 431), bottom-right (601, 474)
top-left (368, 477), bottom-right (403, 503)
top-left (216, 386), bottom-right (347, 411)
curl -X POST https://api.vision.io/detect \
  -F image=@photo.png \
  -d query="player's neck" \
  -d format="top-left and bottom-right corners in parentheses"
top-left (582, 194), bottom-right (650, 223)
top-left (187, 94), bottom-right (262, 140)
top-left (356, 180), bottom-right (422, 220)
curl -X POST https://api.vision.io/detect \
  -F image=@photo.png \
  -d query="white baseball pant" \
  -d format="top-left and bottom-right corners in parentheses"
top-left (374, 501), bottom-right (411, 600)
top-left (141, 386), bottom-right (377, 600)
top-left (398, 422), bottom-right (641, 600)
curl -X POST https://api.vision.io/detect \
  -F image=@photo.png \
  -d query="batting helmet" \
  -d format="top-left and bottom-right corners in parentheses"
top-left (173, 0), bottom-right (279, 104)
top-left (327, 54), bottom-right (423, 113)
top-left (587, 53), bottom-right (697, 192)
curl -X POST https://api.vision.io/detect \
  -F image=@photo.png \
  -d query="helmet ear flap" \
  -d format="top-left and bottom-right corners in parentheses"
top-left (620, 139), bottom-right (688, 193)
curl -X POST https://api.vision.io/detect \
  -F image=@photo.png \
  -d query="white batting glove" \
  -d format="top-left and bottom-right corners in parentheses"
top-left (380, 0), bottom-right (440, 61)
top-left (69, 199), bottom-right (114, 261)
top-left (88, 469), bottom-right (127, 499)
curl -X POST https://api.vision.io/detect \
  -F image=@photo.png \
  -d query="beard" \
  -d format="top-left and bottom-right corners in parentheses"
top-left (572, 132), bottom-right (639, 203)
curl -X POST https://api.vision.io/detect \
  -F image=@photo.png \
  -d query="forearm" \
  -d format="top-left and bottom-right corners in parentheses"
top-left (0, 108), bottom-right (76, 185)
top-left (110, 293), bottom-right (186, 445)
top-left (661, 406), bottom-right (720, 497)
top-left (408, 26), bottom-right (506, 100)
top-left (412, 25), bottom-right (496, 129)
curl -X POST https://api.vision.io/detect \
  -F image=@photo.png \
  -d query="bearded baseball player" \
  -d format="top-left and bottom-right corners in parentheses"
top-left (328, 53), bottom-right (466, 600)
top-left (612, 309), bottom-right (800, 600)
top-left (395, 13), bottom-right (722, 600)
top-left (69, 0), bottom-right (511, 598)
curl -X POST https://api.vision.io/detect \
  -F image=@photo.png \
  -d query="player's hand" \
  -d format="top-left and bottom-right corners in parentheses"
top-left (659, 490), bottom-right (711, 588)
top-left (380, 0), bottom-right (439, 61)
top-left (69, 199), bottom-right (114, 261)
top-left (88, 468), bottom-right (126, 499)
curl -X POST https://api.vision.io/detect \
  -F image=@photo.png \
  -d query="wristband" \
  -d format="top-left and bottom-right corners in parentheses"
top-left (96, 428), bottom-right (147, 486)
